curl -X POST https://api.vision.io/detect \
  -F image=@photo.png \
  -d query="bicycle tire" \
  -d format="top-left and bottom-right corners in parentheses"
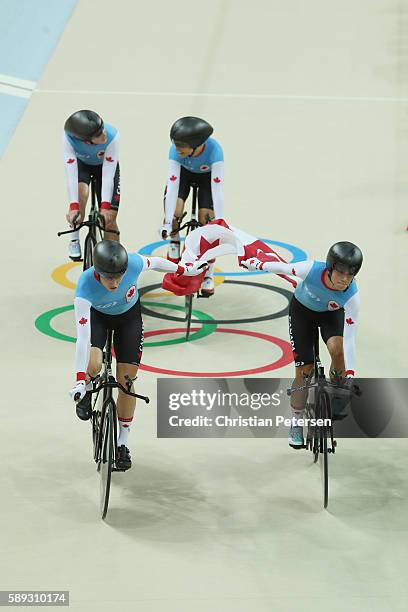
top-left (92, 384), bottom-right (106, 464)
top-left (318, 391), bottom-right (330, 509)
top-left (83, 232), bottom-right (95, 271)
top-left (100, 400), bottom-right (114, 519)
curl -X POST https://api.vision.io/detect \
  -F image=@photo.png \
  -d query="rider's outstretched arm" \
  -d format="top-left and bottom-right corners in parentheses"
top-left (63, 133), bottom-right (79, 210)
top-left (101, 132), bottom-right (120, 209)
top-left (164, 159), bottom-right (181, 224)
top-left (342, 292), bottom-right (360, 377)
top-left (244, 257), bottom-right (314, 279)
top-left (140, 255), bottom-right (205, 276)
top-left (210, 161), bottom-right (224, 219)
top-left (73, 297), bottom-right (92, 381)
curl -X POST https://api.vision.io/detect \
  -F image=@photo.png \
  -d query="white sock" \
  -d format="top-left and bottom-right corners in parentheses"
top-left (117, 416), bottom-right (133, 447)
top-left (206, 259), bottom-right (215, 277)
top-left (291, 406), bottom-right (305, 421)
top-left (70, 230), bottom-right (80, 242)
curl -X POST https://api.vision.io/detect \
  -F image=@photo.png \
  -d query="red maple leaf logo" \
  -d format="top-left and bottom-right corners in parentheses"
top-left (199, 236), bottom-right (220, 257)
top-left (213, 177), bottom-right (221, 183)
top-left (105, 156), bottom-right (114, 162)
top-left (79, 317), bottom-right (88, 325)
top-left (127, 287), bottom-right (135, 298)
top-left (169, 175), bottom-right (177, 182)
top-left (346, 317), bottom-right (354, 325)
top-left (67, 158), bottom-right (75, 164)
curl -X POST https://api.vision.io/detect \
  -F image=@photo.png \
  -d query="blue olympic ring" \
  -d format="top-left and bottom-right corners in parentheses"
top-left (137, 238), bottom-right (307, 277)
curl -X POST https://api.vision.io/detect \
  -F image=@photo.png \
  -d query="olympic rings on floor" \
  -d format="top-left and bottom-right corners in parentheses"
top-left (136, 238), bottom-right (307, 276)
top-left (139, 327), bottom-right (293, 377)
top-left (139, 280), bottom-right (292, 325)
top-left (34, 302), bottom-right (217, 347)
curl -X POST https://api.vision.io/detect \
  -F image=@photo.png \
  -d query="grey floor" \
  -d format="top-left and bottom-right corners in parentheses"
top-left (1, 1), bottom-right (407, 610)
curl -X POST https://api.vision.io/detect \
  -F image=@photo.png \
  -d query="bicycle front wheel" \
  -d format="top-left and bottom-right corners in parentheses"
top-left (83, 233), bottom-right (96, 271)
top-left (317, 392), bottom-right (330, 509)
top-left (99, 401), bottom-right (114, 519)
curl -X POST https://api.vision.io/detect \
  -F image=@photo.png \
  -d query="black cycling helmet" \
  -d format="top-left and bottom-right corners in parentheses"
top-left (93, 240), bottom-right (128, 278)
top-left (64, 110), bottom-right (104, 141)
top-left (170, 116), bottom-right (213, 149)
top-left (326, 241), bottom-right (363, 276)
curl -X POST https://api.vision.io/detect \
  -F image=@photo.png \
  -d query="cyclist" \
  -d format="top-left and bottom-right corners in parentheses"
top-left (63, 110), bottom-right (121, 261)
top-left (160, 116), bottom-right (224, 296)
top-left (69, 240), bottom-right (205, 470)
top-left (242, 241), bottom-right (362, 449)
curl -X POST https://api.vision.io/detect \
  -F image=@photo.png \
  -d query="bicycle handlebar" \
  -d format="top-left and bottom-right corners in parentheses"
top-left (74, 377), bottom-right (150, 403)
top-left (57, 217), bottom-right (120, 237)
top-left (287, 379), bottom-right (362, 397)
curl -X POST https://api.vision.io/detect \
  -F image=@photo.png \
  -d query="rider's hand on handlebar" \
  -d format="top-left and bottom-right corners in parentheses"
top-left (160, 223), bottom-right (172, 240)
top-left (240, 257), bottom-right (264, 271)
top-left (66, 209), bottom-right (82, 225)
top-left (69, 380), bottom-right (87, 402)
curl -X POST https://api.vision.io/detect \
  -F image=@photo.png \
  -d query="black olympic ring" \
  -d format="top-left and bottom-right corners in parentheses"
top-left (139, 280), bottom-right (292, 325)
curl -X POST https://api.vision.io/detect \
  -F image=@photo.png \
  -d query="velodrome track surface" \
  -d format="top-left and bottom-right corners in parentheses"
top-left (0, 1), bottom-right (407, 610)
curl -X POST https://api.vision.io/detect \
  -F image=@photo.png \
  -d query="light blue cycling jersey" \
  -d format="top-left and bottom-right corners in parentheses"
top-left (169, 137), bottom-right (223, 173)
top-left (294, 261), bottom-right (358, 312)
top-left (65, 123), bottom-right (118, 166)
top-left (75, 253), bottom-right (144, 315)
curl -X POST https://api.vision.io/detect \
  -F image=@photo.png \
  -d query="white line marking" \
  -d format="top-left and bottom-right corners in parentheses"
top-left (0, 83), bottom-right (31, 99)
top-left (33, 89), bottom-right (408, 103)
top-left (0, 74), bottom-right (36, 91)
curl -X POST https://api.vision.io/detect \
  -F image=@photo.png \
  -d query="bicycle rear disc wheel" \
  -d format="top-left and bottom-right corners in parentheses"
top-left (185, 294), bottom-right (194, 340)
top-left (99, 402), bottom-right (114, 519)
top-left (318, 393), bottom-right (330, 509)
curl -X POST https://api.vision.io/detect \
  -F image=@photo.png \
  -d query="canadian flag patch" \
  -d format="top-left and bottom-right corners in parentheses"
top-left (126, 285), bottom-right (136, 302)
top-left (328, 300), bottom-right (340, 311)
top-left (200, 165), bottom-right (210, 171)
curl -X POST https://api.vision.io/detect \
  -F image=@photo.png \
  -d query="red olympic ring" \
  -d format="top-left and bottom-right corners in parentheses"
top-left (139, 327), bottom-right (293, 377)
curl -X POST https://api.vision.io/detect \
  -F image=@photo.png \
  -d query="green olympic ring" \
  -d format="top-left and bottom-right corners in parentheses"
top-left (35, 301), bottom-right (216, 348)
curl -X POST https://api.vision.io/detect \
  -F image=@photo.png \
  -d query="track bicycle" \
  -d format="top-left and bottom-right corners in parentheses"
top-left (287, 332), bottom-right (361, 509)
top-left (74, 328), bottom-right (149, 519)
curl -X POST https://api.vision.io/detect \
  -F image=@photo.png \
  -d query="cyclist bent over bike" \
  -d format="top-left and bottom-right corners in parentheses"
top-left (160, 116), bottom-right (225, 296)
top-left (242, 241), bottom-right (363, 449)
top-left (69, 240), bottom-right (205, 469)
top-left (63, 110), bottom-right (121, 261)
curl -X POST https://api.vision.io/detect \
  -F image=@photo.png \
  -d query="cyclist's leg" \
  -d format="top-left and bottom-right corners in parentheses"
top-left (113, 303), bottom-right (144, 460)
top-left (197, 173), bottom-right (216, 293)
top-left (288, 297), bottom-right (316, 447)
top-left (320, 309), bottom-right (346, 378)
top-left (321, 310), bottom-right (349, 418)
top-left (101, 163), bottom-right (121, 241)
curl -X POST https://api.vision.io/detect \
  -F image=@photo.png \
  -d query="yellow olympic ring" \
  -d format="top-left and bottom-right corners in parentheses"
top-left (51, 257), bottom-right (225, 293)
top-left (51, 261), bottom-right (81, 290)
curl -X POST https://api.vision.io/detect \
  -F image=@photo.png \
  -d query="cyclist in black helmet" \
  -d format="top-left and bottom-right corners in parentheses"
top-left (63, 110), bottom-right (121, 261)
top-left (160, 116), bottom-right (225, 296)
top-left (242, 241), bottom-right (363, 449)
top-left (69, 240), bottom-right (206, 470)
